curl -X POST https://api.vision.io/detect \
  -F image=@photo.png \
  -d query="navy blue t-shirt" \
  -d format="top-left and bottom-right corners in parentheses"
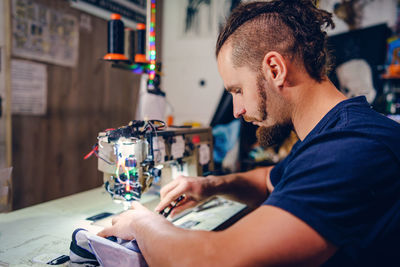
top-left (264, 96), bottom-right (400, 266)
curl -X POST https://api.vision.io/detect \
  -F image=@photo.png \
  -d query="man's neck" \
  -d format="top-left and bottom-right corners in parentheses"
top-left (291, 78), bottom-right (347, 141)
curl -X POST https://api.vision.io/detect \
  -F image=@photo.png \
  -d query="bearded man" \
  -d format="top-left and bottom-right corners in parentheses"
top-left (99, 1), bottom-right (400, 266)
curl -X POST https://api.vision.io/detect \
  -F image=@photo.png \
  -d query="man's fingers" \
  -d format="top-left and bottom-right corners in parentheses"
top-left (166, 197), bottom-right (189, 213)
top-left (97, 226), bottom-right (114, 238)
top-left (130, 201), bottom-right (146, 211)
top-left (170, 200), bottom-right (197, 217)
top-left (155, 183), bottom-right (187, 212)
top-left (160, 178), bottom-right (180, 199)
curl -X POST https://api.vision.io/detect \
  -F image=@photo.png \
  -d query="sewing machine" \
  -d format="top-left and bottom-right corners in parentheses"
top-left (0, 122), bottom-right (249, 265)
top-left (94, 120), bottom-right (214, 208)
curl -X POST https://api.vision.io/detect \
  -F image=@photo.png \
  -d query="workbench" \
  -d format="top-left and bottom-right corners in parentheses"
top-left (0, 187), bottom-right (247, 266)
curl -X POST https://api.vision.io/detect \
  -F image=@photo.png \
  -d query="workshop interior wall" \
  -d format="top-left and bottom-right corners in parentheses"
top-left (162, 0), bottom-right (399, 161)
top-left (161, 0), bottom-right (225, 126)
top-left (11, 0), bottom-right (143, 210)
top-left (161, 0), bottom-right (398, 127)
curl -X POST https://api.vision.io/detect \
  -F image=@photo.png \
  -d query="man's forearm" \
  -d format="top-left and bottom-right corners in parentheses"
top-left (133, 214), bottom-right (220, 267)
top-left (205, 166), bottom-right (273, 207)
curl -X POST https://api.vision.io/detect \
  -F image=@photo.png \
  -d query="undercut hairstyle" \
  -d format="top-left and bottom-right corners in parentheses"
top-left (216, 0), bottom-right (335, 82)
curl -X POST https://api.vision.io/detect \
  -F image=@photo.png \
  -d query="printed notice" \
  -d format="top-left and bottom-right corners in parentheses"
top-left (153, 136), bottom-right (166, 163)
top-left (198, 144), bottom-right (210, 166)
top-left (12, 59), bottom-right (47, 115)
top-left (171, 136), bottom-right (185, 159)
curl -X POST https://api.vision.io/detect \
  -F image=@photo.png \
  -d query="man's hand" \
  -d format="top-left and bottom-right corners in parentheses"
top-left (155, 167), bottom-right (274, 215)
top-left (155, 175), bottom-right (212, 216)
top-left (97, 201), bottom-right (158, 240)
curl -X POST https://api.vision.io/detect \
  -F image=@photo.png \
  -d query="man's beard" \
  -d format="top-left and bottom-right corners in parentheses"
top-left (256, 123), bottom-right (293, 148)
top-left (255, 74), bottom-right (293, 148)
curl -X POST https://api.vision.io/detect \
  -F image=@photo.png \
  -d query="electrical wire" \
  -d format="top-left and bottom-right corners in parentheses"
top-left (93, 150), bottom-right (115, 165)
top-left (83, 144), bottom-right (98, 160)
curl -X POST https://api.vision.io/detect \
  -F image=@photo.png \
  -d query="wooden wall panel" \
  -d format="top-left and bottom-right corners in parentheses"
top-left (12, 0), bottom-right (142, 209)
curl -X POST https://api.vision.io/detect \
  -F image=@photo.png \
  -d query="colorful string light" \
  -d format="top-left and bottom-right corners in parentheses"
top-left (148, 0), bottom-right (157, 83)
top-left (127, 0), bottom-right (156, 82)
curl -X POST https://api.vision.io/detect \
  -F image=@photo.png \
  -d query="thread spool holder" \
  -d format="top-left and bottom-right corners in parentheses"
top-left (103, 0), bottom-right (158, 85)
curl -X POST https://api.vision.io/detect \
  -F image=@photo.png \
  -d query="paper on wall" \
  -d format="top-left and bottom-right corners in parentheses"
top-left (11, 59), bottom-right (47, 115)
top-left (12, 0), bottom-right (79, 67)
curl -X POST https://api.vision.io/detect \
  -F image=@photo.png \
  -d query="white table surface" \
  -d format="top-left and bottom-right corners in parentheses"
top-left (0, 187), bottom-right (159, 266)
top-left (0, 187), bottom-right (246, 266)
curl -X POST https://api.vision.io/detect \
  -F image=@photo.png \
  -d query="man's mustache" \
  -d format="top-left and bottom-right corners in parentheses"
top-left (243, 115), bottom-right (262, 122)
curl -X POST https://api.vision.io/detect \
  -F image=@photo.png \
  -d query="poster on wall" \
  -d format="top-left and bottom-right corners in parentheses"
top-left (12, 0), bottom-right (79, 67)
top-left (327, 24), bottom-right (391, 112)
top-left (179, 0), bottom-right (242, 38)
top-left (11, 59), bottom-right (47, 115)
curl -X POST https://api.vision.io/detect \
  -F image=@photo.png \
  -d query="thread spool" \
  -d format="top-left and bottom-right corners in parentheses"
top-left (124, 28), bottom-right (135, 62)
top-left (103, 13), bottom-right (128, 61)
top-left (135, 23), bottom-right (147, 63)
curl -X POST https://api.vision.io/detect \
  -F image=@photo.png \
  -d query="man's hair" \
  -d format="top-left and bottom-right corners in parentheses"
top-left (216, 0), bottom-right (334, 82)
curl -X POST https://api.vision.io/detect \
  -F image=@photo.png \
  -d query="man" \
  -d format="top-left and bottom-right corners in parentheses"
top-left (98, 1), bottom-right (400, 266)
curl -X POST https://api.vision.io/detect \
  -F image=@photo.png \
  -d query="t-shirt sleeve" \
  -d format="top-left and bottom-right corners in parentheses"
top-left (264, 132), bottom-right (400, 247)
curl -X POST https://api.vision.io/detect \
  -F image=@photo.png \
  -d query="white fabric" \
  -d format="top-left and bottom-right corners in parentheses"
top-left (88, 234), bottom-right (147, 267)
top-left (69, 229), bottom-right (147, 267)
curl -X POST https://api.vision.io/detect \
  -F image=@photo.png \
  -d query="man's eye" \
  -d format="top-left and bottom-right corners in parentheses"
top-left (234, 88), bottom-right (242, 94)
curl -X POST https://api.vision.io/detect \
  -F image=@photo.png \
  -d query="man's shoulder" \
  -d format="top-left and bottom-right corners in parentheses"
top-left (308, 112), bottom-right (400, 163)
top-left (326, 99), bottom-right (400, 142)
top-left (280, 123), bottom-right (400, 187)
top-left (296, 128), bottom-right (393, 161)
top-left (270, 120), bottom-right (400, 187)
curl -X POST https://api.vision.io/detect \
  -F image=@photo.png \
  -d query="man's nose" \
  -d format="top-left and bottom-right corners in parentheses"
top-left (233, 101), bottom-right (245, 119)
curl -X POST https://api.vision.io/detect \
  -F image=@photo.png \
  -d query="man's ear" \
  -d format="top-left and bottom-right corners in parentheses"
top-left (261, 51), bottom-right (287, 89)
